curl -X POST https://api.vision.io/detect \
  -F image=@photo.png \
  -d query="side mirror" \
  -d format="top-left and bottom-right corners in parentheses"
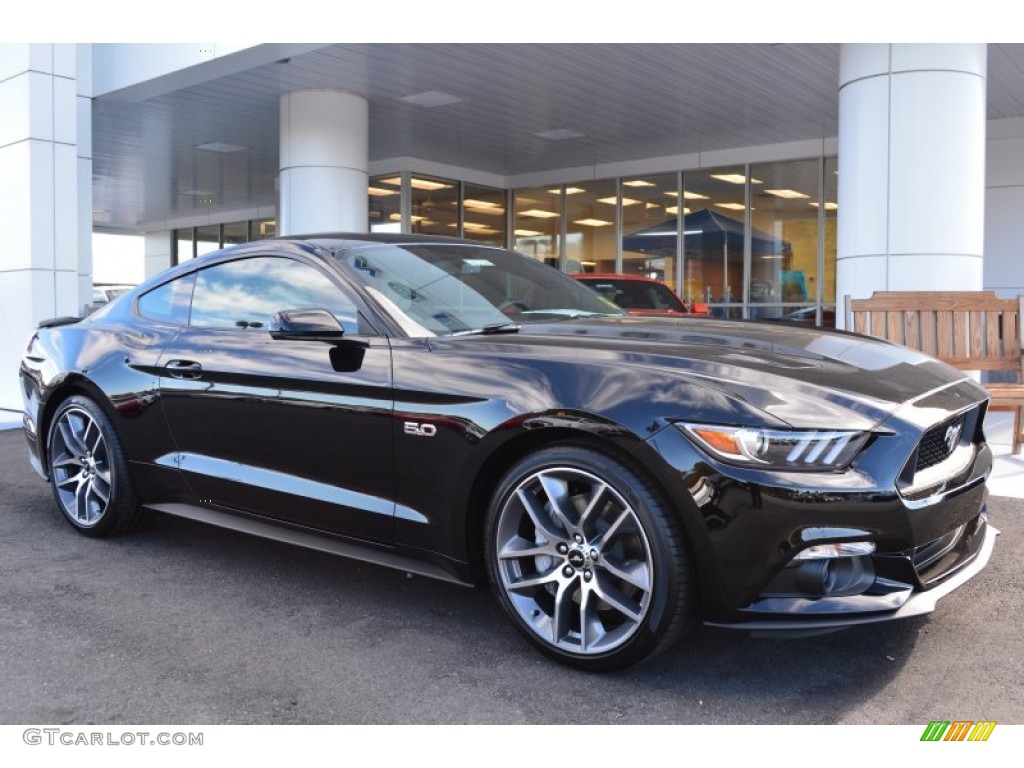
top-left (270, 308), bottom-right (345, 342)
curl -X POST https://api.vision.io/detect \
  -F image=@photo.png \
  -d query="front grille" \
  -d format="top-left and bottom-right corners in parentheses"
top-left (916, 413), bottom-right (967, 471)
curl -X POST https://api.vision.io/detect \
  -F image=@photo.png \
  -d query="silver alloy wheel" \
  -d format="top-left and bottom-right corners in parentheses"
top-left (494, 466), bottom-right (654, 655)
top-left (50, 407), bottom-right (113, 527)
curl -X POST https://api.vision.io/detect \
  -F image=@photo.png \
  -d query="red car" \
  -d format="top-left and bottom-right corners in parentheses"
top-left (572, 273), bottom-right (709, 317)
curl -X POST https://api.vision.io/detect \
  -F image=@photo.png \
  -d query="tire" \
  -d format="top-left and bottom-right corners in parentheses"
top-left (46, 394), bottom-right (146, 537)
top-left (484, 443), bottom-right (694, 671)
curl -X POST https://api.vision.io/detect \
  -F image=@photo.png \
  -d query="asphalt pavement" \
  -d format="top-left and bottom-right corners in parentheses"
top-left (1, 429), bottom-right (1021, 725)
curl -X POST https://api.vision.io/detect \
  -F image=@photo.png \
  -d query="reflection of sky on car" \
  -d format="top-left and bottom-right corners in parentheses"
top-left (335, 247), bottom-right (508, 334)
top-left (191, 258), bottom-right (358, 332)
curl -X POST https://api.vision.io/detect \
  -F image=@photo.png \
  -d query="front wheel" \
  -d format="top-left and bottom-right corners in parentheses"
top-left (46, 394), bottom-right (145, 537)
top-left (485, 444), bottom-right (694, 671)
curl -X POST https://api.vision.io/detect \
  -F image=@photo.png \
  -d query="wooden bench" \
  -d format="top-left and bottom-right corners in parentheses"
top-left (846, 291), bottom-right (1024, 455)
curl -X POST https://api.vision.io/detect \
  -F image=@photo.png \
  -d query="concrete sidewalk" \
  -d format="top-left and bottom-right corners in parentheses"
top-left (2, 406), bottom-right (1021, 497)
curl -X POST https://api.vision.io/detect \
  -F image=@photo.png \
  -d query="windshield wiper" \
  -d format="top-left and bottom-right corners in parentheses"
top-left (451, 322), bottom-right (521, 336)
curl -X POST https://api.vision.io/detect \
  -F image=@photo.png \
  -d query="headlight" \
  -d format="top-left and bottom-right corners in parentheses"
top-left (676, 423), bottom-right (869, 470)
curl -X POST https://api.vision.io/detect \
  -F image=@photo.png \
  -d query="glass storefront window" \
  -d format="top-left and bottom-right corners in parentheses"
top-left (564, 179), bottom-right (616, 275)
top-left (369, 175), bottom-right (402, 233)
top-left (223, 221), bottom-right (249, 246)
top-left (254, 219), bottom-right (276, 240)
top-left (195, 224), bottom-right (220, 257)
top-left (682, 167), bottom-right (747, 317)
top-left (174, 228), bottom-right (194, 264)
top-left (821, 157), bottom-right (838, 326)
top-left (513, 186), bottom-right (560, 267)
top-left (620, 173), bottom-right (680, 290)
top-left (462, 183), bottom-right (507, 247)
top-left (748, 159), bottom-right (821, 322)
top-left (408, 175), bottom-right (458, 237)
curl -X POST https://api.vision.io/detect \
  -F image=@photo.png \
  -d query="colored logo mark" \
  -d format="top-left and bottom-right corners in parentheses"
top-left (920, 721), bottom-right (996, 742)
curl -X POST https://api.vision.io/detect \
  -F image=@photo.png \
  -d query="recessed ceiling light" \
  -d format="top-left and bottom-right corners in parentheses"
top-left (389, 213), bottom-right (429, 223)
top-left (548, 187), bottom-right (586, 195)
top-left (368, 186), bottom-right (399, 197)
top-left (810, 201), bottom-right (839, 210)
top-left (463, 199), bottom-right (505, 214)
top-left (715, 202), bottom-right (748, 211)
top-left (665, 206), bottom-right (692, 216)
top-left (462, 222), bottom-right (498, 234)
top-left (711, 174), bottom-right (763, 185)
top-left (535, 128), bottom-right (586, 141)
top-left (519, 209), bottom-right (560, 219)
top-left (398, 90), bottom-right (463, 108)
top-left (764, 189), bottom-right (810, 199)
top-left (515, 229), bottom-right (543, 237)
top-left (665, 191), bottom-right (711, 200)
top-left (574, 218), bottom-right (612, 227)
top-left (623, 180), bottom-right (656, 187)
top-left (194, 142), bottom-right (245, 153)
top-left (379, 176), bottom-right (453, 191)
top-left (596, 196), bottom-right (641, 206)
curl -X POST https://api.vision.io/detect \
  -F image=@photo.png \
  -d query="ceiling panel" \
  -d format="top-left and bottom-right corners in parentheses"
top-left (91, 43), bottom-right (1024, 231)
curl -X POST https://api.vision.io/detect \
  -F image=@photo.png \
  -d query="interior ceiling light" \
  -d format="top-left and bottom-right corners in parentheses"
top-left (398, 90), bottom-right (463, 108)
top-left (389, 213), bottom-right (428, 223)
top-left (711, 173), bottom-right (763, 185)
top-left (764, 189), bottom-right (810, 199)
top-left (666, 206), bottom-right (691, 216)
top-left (548, 187), bottom-right (585, 195)
top-left (665, 191), bottom-right (711, 200)
top-left (810, 201), bottom-right (839, 210)
top-left (623, 180), bottom-right (656, 187)
top-left (194, 142), bottom-right (245, 153)
top-left (715, 202), bottom-right (748, 211)
top-left (519, 209), bottom-right (560, 219)
top-left (514, 229), bottom-right (543, 237)
top-left (574, 218), bottom-right (612, 227)
top-left (368, 187), bottom-right (399, 197)
top-left (597, 196), bottom-right (641, 206)
top-left (535, 128), bottom-right (586, 141)
top-left (461, 222), bottom-right (498, 234)
top-left (463, 199), bottom-right (505, 214)
top-left (379, 176), bottom-right (453, 191)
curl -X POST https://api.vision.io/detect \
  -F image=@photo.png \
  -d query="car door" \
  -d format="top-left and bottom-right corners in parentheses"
top-left (157, 253), bottom-right (395, 544)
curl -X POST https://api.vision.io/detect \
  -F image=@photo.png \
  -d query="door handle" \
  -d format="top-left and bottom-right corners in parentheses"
top-left (165, 359), bottom-right (203, 380)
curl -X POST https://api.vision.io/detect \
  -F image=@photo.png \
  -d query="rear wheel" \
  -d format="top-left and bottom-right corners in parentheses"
top-left (485, 444), bottom-right (694, 671)
top-left (46, 395), bottom-right (144, 537)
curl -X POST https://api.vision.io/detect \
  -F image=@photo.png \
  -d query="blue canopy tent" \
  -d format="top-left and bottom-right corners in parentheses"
top-left (621, 208), bottom-right (793, 306)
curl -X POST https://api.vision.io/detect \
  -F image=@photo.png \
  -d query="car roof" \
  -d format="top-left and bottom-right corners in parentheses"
top-left (573, 273), bottom-right (669, 284)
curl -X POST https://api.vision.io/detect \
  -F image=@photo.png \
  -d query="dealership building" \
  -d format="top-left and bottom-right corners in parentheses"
top-left (2, 42), bottom-right (1023, 409)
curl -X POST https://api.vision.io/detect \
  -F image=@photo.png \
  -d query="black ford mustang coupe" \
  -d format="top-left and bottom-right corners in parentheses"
top-left (20, 234), bottom-right (997, 670)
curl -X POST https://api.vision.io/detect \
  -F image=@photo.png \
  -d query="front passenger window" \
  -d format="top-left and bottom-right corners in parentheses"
top-left (189, 257), bottom-right (363, 334)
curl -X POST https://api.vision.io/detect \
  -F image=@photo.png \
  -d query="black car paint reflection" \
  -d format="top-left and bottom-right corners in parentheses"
top-left (19, 233), bottom-right (997, 668)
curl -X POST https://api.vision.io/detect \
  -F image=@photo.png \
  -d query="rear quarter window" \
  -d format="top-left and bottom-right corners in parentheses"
top-left (137, 273), bottom-right (196, 324)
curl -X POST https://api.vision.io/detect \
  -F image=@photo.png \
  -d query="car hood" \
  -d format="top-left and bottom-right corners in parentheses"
top-left (467, 316), bottom-right (985, 431)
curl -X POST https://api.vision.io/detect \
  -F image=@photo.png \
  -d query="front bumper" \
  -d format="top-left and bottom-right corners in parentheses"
top-left (643, 385), bottom-right (997, 629)
top-left (706, 514), bottom-right (999, 633)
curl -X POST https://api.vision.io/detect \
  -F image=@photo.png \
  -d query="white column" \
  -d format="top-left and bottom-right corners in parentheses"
top-left (278, 90), bottom-right (368, 236)
top-left (144, 230), bottom-right (173, 278)
top-left (0, 44), bottom-right (92, 410)
top-left (836, 44), bottom-right (987, 327)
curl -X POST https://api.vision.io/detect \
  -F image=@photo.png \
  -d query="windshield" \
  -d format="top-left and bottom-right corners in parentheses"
top-left (576, 277), bottom-right (687, 313)
top-left (326, 242), bottom-right (623, 336)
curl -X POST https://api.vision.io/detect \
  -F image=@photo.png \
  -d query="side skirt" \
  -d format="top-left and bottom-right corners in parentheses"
top-left (146, 502), bottom-right (474, 587)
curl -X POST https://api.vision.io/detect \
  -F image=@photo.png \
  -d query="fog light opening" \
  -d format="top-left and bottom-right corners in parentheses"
top-left (794, 540), bottom-right (876, 560)
top-left (792, 554), bottom-right (875, 597)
